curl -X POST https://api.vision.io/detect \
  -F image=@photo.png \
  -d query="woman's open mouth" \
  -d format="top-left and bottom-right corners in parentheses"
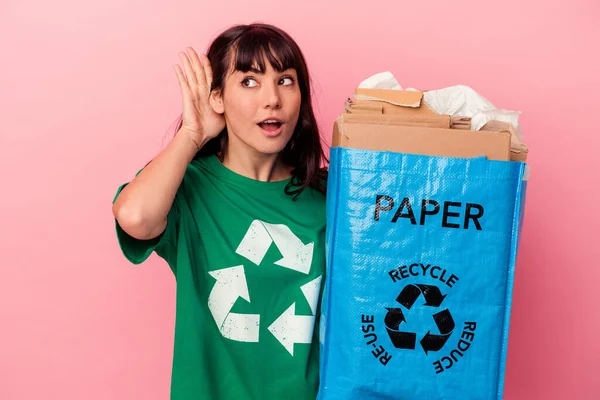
top-left (258, 118), bottom-right (283, 136)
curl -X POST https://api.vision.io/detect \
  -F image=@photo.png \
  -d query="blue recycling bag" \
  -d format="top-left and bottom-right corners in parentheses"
top-left (318, 147), bottom-right (527, 400)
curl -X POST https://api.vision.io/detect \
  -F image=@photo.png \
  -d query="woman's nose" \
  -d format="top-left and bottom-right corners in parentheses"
top-left (263, 83), bottom-right (281, 109)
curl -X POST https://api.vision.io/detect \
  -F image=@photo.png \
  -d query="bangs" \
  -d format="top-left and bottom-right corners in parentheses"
top-left (231, 27), bottom-right (299, 74)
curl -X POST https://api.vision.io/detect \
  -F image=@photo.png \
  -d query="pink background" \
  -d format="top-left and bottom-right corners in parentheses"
top-left (1, 0), bottom-right (599, 399)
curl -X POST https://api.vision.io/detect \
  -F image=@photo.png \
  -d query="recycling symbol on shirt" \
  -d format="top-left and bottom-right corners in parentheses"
top-left (207, 219), bottom-right (322, 356)
top-left (385, 284), bottom-right (455, 354)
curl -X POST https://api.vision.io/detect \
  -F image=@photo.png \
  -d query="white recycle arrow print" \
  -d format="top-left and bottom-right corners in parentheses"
top-left (268, 303), bottom-right (314, 356)
top-left (300, 275), bottom-right (322, 315)
top-left (208, 265), bottom-right (260, 343)
top-left (268, 275), bottom-right (322, 355)
top-left (235, 220), bottom-right (314, 274)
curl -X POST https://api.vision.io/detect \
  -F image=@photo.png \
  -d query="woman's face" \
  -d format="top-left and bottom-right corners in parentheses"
top-left (210, 57), bottom-right (301, 157)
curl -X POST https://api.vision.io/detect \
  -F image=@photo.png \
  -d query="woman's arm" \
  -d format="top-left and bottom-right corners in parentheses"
top-left (112, 128), bottom-right (205, 240)
top-left (113, 47), bottom-right (224, 240)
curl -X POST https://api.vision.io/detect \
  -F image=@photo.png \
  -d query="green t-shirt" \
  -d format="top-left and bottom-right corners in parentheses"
top-left (113, 155), bottom-right (326, 400)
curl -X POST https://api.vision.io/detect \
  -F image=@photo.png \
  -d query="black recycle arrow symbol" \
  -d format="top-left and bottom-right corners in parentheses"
top-left (384, 307), bottom-right (417, 350)
top-left (397, 284), bottom-right (446, 309)
top-left (386, 284), bottom-right (455, 354)
top-left (420, 309), bottom-right (455, 354)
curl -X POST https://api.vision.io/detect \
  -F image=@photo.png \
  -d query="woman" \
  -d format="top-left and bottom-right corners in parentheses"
top-left (112, 23), bottom-right (328, 399)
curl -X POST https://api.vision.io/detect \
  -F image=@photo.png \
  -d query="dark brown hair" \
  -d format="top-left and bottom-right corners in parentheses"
top-left (174, 23), bottom-right (328, 197)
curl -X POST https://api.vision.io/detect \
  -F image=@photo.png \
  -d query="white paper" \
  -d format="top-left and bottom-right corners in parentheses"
top-left (358, 71), bottom-right (403, 90)
top-left (423, 85), bottom-right (521, 132)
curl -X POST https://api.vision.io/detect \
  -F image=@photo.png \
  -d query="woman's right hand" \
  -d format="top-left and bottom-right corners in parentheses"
top-left (174, 47), bottom-right (225, 149)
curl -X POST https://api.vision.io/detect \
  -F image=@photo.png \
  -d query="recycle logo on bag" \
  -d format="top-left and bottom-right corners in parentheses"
top-left (207, 219), bottom-right (322, 356)
top-left (385, 284), bottom-right (455, 354)
top-left (360, 263), bottom-right (479, 374)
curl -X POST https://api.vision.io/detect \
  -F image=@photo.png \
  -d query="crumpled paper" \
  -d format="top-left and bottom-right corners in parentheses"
top-left (358, 71), bottom-right (404, 91)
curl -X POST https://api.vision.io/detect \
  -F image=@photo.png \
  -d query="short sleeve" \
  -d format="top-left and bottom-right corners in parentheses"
top-left (112, 181), bottom-right (180, 270)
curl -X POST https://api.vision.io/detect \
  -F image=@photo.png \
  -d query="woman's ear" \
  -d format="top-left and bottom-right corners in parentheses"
top-left (209, 89), bottom-right (225, 114)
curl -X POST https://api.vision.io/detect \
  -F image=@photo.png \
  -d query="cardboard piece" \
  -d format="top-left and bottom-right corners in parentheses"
top-left (342, 113), bottom-right (451, 129)
top-left (450, 115), bottom-right (472, 130)
top-left (354, 88), bottom-right (423, 107)
top-left (481, 120), bottom-right (529, 162)
top-left (344, 99), bottom-right (384, 114)
top-left (348, 99), bottom-right (438, 116)
top-left (332, 116), bottom-right (511, 161)
top-left (351, 88), bottom-right (438, 116)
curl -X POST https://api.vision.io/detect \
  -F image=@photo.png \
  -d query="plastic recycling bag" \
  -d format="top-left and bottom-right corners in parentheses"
top-left (318, 147), bottom-right (527, 400)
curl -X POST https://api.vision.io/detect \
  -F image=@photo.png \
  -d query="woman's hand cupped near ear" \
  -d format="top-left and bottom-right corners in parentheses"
top-left (174, 47), bottom-right (226, 149)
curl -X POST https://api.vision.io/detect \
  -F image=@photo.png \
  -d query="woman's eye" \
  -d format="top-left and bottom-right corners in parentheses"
top-left (280, 77), bottom-right (294, 86)
top-left (242, 78), bottom-right (258, 88)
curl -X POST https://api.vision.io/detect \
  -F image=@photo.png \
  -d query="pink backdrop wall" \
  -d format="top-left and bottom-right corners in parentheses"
top-left (1, 0), bottom-right (599, 398)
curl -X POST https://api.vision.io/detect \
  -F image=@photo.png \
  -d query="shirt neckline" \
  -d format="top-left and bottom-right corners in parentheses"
top-left (202, 154), bottom-right (292, 191)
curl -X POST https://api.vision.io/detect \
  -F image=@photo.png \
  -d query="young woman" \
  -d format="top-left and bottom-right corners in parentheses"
top-left (112, 23), bottom-right (328, 399)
